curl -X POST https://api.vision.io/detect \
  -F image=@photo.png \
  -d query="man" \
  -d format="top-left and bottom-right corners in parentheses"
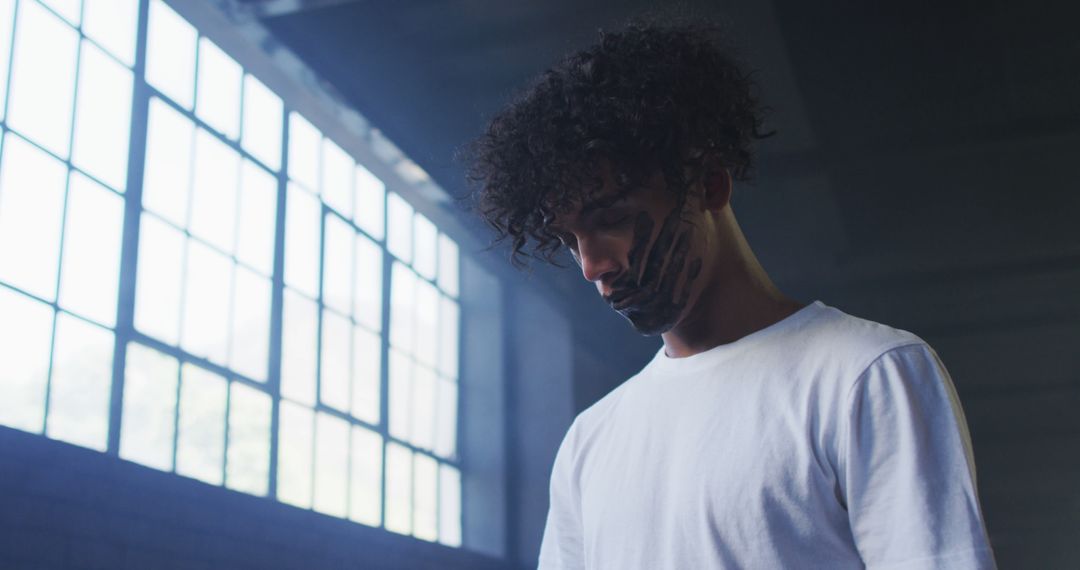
top-left (466, 23), bottom-right (996, 569)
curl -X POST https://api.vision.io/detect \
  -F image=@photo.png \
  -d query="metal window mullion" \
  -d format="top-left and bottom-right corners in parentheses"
top-left (219, 134), bottom-right (247, 482)
top-left (167, 22), bottom-right (203, 473)
top-left (377, 214), bottom-right (393, 529)
top-left (310, 201), bottom-right (328, 509)
top-left (265, 99), bottom-right (289, 500)
top-left (41, 0), bottom-right (87, 441)
top-left (38, 306), bottom-right (60, 436)
top-left (222, 82), bottom-right (247, 368)
top-left (0, 0), bottom-right (19, 123)
top-left (452, 270), bottom-right (466, 545)
top-left (169, 355), bottom-right (182, 472)
top-left (102, 61), bottom-right (150, 445)
top-left (345, 202), bottom-right (358, 426)
top-left (221, 373), bottom-right (232, 488)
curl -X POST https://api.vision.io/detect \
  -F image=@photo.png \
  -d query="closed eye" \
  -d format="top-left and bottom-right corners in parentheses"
top-left (593, 210), bottom-right (630, 229)
top-left (554, 231), bottom-right (577, 250)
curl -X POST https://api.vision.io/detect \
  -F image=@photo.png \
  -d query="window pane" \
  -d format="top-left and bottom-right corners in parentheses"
top-left (180, 241), bottom-right (233, 365)
top-left (6, 1), bottom-right (78, 157)
top-left (351, 325), bottom-right (380, 425)
top-left (438, 297), bottom-right (459, 379)
top-left (321, 138), bottom-right (352, 217)
top-left (227, 382), bottom-right (272, 496)
top-left (47, 313), bottom-right (114, 452)
top-left (82, 0), bottom-right (139, 67)
top-left (437, 234), bottom-right (459, 298)
top-left (134, 214), bottom-right (184, 345)
top-left (0, 133), bottom-right (68, 300)
top-left (195, 37), bottom-right (241, 140)
top-left (415, 279), bottom-right (439, 368)
top-left (313, 411), bottom-right (349, 518)
top-left (287, 112), bottom-right (319, 192)
top-left (412, 213), bottom-right (437, 280)
top-left (384, 442), bottom-right (412, 535)
top-left (0, 0), bottom-right (14, 121)
top-left (142, 97), bottom-right (194, 227)
top-left (119, 342), bottom-right (178, 472)
top-left (322, 214), bottom-right (353, 315)
top-left (413, 453), bottom-right (438, 542)
top-left (145, 0), bottom-right (196, 109)
top-left (277, 400), bottom-right (313, 508)
top-left (280, 288), bottom-right (317, 406)
top-left (229, 266), bottom-right (270, 382)
top-left (284, 183), bottom-right (320, 298)
top-left (439, 464), bottom-right (462, 547)
top-left (241, 75), bottom-right (282, 171)
top-left (410, 365), bottom-right (436, 452)
top-left (434, 379), bottom-right (458, 459)
top-left (389, 262), bottom-right (415, 354)
top-left (320, 309), bottom-right (350, 412)
top-left (0, 286), bottom-right (53, 433)
top-left (388, 349), bottom-right (411, 442)
top-left (354, 163), bottom-right (384, 240)
top-left (71, 39), bottom-right (133, 192)
top-left (58, 172), bottom-right (124, 327)
top-left (353, 234), bottom-right (382, 332)
top-left (349, 425), bottom-right (382, 526)
top-left (39, 0), bottom-right (79, 25)
top-left (176, 363), bottom-right (227, 485)
top-left (386, 192), bottom-right (412, 262)
top-left (189, 129), bottom-right (240, 254)
top-left (235, 159), bottom-right (277, 277)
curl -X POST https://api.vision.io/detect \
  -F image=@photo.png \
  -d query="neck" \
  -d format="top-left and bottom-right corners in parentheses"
top-left (660, 215), bottom-right (805, 358)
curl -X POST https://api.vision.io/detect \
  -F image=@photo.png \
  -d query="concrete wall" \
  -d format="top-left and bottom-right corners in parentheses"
top-left (505, 284), bottom-right (576, 567)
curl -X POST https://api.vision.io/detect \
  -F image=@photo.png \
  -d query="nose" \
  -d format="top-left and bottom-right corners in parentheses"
top-left (577, 235), bottom-right (621, 285)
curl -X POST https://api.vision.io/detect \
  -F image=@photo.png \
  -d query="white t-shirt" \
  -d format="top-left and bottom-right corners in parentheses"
top-left (538, 301), bottom-right (996, 569)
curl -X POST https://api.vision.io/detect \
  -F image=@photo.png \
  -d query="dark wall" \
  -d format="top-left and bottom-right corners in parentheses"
top-left (742, 134), bottom-right (1080, 567)
top-left (506, 284), bottom-right (576, 568)
top-left (459, 256), bottom-right (510, 560)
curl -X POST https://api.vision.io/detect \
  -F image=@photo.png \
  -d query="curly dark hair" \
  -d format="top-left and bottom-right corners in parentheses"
top-left (464, 21), bottom-right (774, 267)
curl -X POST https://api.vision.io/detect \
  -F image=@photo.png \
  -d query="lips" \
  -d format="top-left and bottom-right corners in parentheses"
top-left (605, 288), bottom-right (650, 311)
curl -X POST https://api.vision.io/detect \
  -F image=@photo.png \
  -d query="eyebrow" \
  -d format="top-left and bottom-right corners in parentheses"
top-left (546, 185), bottom-right (636, 235)
top-left (579, 185), bottom-right (634, 217)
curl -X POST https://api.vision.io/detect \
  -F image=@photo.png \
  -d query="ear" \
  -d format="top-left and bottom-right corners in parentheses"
top-left (701, 164), bottom-right (733, 213)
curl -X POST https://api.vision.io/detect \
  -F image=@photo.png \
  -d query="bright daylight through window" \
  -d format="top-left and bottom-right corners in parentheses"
top-left (0, 0), bottom-right (462, 547)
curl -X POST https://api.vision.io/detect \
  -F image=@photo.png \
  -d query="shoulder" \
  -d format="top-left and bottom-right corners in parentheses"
top-left (800, 305), bottom-right (966, 433)
top-left (790, 302), bottom-right (932, 384)
top-left (806, 302), bottom-right (925, 355)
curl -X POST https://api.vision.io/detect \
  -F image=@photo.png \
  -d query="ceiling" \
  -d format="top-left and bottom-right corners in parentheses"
top-left (239, 0), bottom-right (1080, 327)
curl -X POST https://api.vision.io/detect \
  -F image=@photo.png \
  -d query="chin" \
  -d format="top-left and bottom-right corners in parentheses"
top-left (618, 307), bottom-right (679, 336)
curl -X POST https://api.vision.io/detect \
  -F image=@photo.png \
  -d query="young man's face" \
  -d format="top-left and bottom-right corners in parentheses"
top-left (550, 165), bottom-right (710, 336)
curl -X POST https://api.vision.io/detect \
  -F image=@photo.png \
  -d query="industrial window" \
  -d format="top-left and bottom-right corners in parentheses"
top-left (0, 0), bottom-right (462, 548)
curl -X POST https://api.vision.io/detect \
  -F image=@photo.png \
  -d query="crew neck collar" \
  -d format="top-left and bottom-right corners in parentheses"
top-left (646, 300), bottom-right (825, 376)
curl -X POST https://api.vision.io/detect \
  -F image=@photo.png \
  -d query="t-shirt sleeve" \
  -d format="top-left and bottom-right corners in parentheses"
top-left (840, 343), bottom-right (997, 570)
top-left (538, 420), bottom-right (585, 570)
